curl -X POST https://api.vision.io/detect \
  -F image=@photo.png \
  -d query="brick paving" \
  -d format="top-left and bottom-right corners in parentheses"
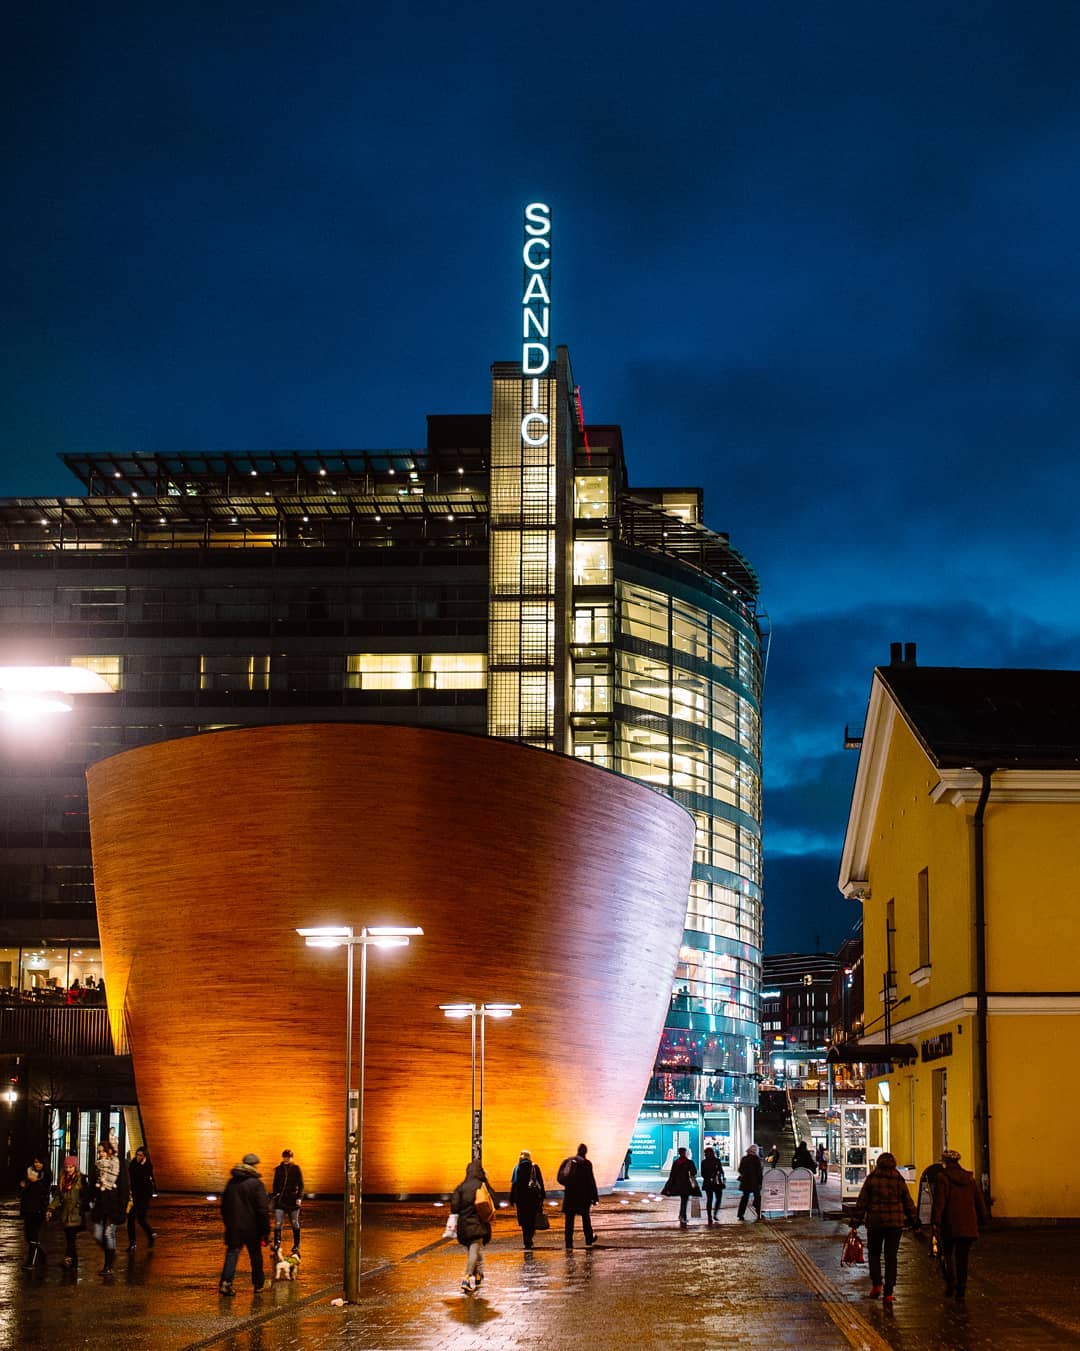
top-left (3, 1184), bottom-right (1080, 1350)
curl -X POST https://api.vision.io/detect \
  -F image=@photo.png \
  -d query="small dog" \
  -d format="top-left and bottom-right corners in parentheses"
top-left (273, 1250), bottom-right (301, 1281)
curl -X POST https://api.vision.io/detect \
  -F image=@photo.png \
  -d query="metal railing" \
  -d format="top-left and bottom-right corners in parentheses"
top-left (0, 1003), bottom-right (122, 1056)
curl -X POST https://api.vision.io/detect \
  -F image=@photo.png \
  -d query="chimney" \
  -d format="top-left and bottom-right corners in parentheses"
top-left (904, 642), bottom-right (917, 666)
top-left (889, 642), bottom-right (902, 666)
top-left (889, 642), bottom-right (918, 667)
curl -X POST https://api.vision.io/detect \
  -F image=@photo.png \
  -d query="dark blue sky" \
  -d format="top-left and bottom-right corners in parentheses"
top-left (5, 3), bottom-right (1080, 952)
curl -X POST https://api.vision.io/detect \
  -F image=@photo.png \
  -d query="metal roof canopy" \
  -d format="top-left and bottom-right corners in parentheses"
top-left (825, 1043), bottom-right (918, 1065)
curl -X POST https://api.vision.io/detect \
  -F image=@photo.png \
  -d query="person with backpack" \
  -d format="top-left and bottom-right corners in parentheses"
top-left (701, 1145), bottom-right (726, 1224)
top-left (450, 1159), bottom-right (496, 1293)
top-left (558, 1142), bottom-right (598, 1250)
top-left (508, 1149), bottom-right (547, 1249)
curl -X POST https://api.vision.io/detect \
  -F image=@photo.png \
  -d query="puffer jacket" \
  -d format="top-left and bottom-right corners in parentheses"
top-left (932, 1162), bottom-right (989, 1240)
top-left (450, 1160), bottom-right (494, 1246)
top-left (220, 1163), bottom-right (271, 1246)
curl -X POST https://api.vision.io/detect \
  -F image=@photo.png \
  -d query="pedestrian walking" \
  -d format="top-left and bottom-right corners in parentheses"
top-left (218, 1152), bottom-right (270, 1295)
top-left (737, 1144), bottom-right (763, 1221)
top-left (90, 1141), bottom-right (129, 1277)
top-left (508, 1150), bottom-right (546, 1249)
top-left (701, 1145), bottom-right (726, 1224)
top-left (19, 1155), bottom-right (51, 1271)
top-left (850, 1151), bottom-right (919, 1304)
top-left (931, 1149), bottom-right (990, 1300)
top-left (791, 1140), bottom-right (816, 1171)
top-left (270, 1148), bottom-right (304, 1255)
top-left (49, 1155), bottom-right (89, 1270)
top-left (558, 1142), bottom-right (599, 1249)
top-left (127, 1145), bottom-right (157, 1250)
top-left (450, 1159), bottom-right (495, 1293)
top-left (661, 1145), bottom-right (700, 1227)
top-left (765, 1143), bottom-right (780, 1168)
top-left (816, 1143), bottom-right (829, 1184)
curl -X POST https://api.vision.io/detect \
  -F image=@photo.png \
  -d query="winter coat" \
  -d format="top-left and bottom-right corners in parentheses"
top-left (852, 1162), bottom-right (917, 1230)
top-left (701, 1151), bottom-right (726, 1190)
top-left (271, 1161), bottom-right (304, 1210)
top-left (129, 1155), bottom-right (156, 1203)
top-left (560, 1153), bottom-right (599, 1213)
top-left (737, 1151), bottom-right (763, 1193)
top-left (932, 1163), bottom-right (989, 1240)
top-left (50, 1172), bottom-right (89, 1227)
top-left (509, 1160), bottom-right (545, 1225)
top-left (450, 1160), bottom-right (494, 1246)
top-left (91, 1155), bottom-right (129, 1224)
top-left (791, 1145), bottom-right (816, 1171)
top-left (662, 1154), bottom-right (699, 1199)
top-left (20, 1169), bottom-right (51, 1220)
top-left (220, 1163), bottom-right (271, 1247)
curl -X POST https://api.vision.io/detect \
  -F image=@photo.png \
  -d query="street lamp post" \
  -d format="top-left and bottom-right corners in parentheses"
top-left (439, 1002), bottom-right (520, 1162)
top-left (298, 924), bottom-right (422, 1304)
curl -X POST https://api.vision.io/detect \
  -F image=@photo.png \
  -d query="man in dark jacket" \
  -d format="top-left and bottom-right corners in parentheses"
top-left (737, 1144), bottom-right (763, 1221)
top-left (219, 1153), bottom-right (270, 1295)
top-left (931, 1149), bottom-right (990, 1300)
top-left (127, 1145), bottom-right (157, 1251)
top-left (559, 1142), bottom-right (599, 1250)
top-left (271, 1148), bottom-right (304, 1255)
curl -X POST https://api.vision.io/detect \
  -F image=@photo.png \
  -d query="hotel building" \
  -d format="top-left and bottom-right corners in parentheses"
top-left (0, 342), bottom-right (765, 1179)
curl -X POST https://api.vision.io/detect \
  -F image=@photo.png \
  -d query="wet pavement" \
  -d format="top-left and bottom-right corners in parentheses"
top-left (3, 1182), bottom-right (1080, 1350)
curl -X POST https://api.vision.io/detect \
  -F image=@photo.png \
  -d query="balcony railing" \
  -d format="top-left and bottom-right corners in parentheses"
top-left (645, 1070), bottom-right (757, 1107)
top-left (0, 1003), bottom-right (123, 1056)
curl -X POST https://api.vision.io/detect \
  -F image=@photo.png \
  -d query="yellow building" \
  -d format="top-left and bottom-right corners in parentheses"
top-left (838, 647), bottom-right (1080, 1220)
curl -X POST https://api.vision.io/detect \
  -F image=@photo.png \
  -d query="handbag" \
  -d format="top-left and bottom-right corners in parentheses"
top-left (689, 1195), bottom-right (702, 1219)
top-left (534, 1207), bottom-right (550, 1231)
top-left (442, 1211), bottom-right (458, 1238)
top-left (840, 1227), bottom-right (865, 1266)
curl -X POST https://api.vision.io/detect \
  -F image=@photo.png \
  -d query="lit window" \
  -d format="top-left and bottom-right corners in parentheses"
top-left (69, 655), bottom-right (122, 692)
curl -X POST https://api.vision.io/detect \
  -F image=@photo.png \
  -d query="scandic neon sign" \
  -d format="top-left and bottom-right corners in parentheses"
top-left (521, 201), bottom-right (551, 447)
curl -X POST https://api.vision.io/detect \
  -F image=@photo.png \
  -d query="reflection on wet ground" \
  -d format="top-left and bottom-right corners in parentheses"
top-left (3, 1187), bottom-right (1080, 1350)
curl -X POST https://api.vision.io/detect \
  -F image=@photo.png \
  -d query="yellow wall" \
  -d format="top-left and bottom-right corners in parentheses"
top-left (857, 704), bottom-right (1080, 1218)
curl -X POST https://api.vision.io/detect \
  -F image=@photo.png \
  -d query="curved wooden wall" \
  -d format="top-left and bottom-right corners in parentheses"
top-left (87, 725), bottom-right (694, 1196)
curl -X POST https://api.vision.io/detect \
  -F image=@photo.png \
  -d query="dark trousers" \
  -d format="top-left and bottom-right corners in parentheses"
top-left (941, 1236), bottom-right (974, 1294)
top-left (563, 1207), bottom-right (594, 1248)
top-left (867, 1226), bottom-right (902, 1293)
top-left (128, 1196), bottom-right (154, 1244)
top-left (737, 1188), bottom-right (761, 1219)
top-left (64, 1225), bottom-right (80, 1265)
top-left (704, 1184), bottom-right (722, 1219)
top-left (221, 1237), bottom-right (265, 1289)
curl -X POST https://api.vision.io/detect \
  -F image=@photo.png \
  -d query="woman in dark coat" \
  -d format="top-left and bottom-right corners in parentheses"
top-left (508, 1150), bottom-right (546, 1249)
top-left (661, 1146), bottom-right (699, 1227)
top-left (127, 1145), bottom-right (157, 1250)
top-left (450, 1160), bottom-right (494, 1294)
top-left (19, 1155), bottom-right (51, 1270)
top-left (90, 1141), bottom-right (129, 1276)
top-left (931, 1150), bottom-right (990, 1300)
top-left (791, 1140), bottom-right (816, 1171)
top-left (851, 1151), bottom-right (918, 1303)
top-left (701, 1145), bottom-right (726, 1224)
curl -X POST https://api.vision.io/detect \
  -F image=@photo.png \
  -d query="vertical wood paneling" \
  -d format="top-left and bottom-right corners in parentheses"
top-left (87, 725), bottom-right (694, 1195)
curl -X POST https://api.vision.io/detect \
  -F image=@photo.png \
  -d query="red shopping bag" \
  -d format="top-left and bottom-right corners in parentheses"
top-left (840, 1228), bottom-right (865, 1266)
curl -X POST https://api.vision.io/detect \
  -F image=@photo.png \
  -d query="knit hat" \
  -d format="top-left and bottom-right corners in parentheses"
top-left (242, 1153), bottom-right (260, 1166)
top-left (64, 1155), bottom-right (78, 1168)
top-left (941, 1149), bottom-right (962, 1163)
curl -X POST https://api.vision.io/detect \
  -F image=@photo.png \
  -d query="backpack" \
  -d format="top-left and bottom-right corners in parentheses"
top-left (557, 1157), bottom-right (577, 1187)
top-left (473, 1181), bottom-right (495, 1222)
